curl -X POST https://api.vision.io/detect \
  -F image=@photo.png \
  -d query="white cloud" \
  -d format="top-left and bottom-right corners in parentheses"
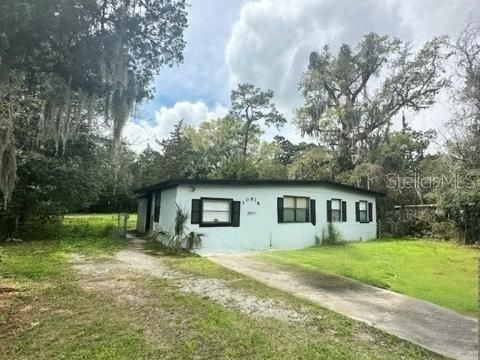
top-left (124, 101), bottom-right (228, 153)
top-left (226, 0), bottom-right (480, 142)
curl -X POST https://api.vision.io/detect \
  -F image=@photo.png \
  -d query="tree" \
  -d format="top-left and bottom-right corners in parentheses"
top-left (92, 140), bottom-right (138, 212)
top-left (288, 147), bottom-right (333, 180)
top-left (256, 142), bottom-right (288, 179)
top-left (295, 33), bottom-right (448, 171)
top-left (0, 0), bottom-right (188, 237)
top-left (273, 135), bottom-right (316, 166)
top-left (0, 134), bottom-right (104, 238)
top-left (186, 116), bottom-right (288, 179)
top-left (381, 128), bottom-right (436, 173)
top-left (157, 121), bottom-right (208, 180)
top-left (0, 0), bottom-right (188, 208)
top-left (134, 144), bottom-right (164, 188)
top-left (431, 20), bottom-right (480, 243)
top-left (188, 115), bottom-right (249, 177)
top-left (447, 20), bottom-right (480, 169)
top-left (230, 83), bottom-right (286, 158)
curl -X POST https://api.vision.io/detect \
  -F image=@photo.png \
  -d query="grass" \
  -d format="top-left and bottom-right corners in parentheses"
top-left (0, 216), bottom-right (444, 359)
top-left (258, 238), bottom-right (479, 316)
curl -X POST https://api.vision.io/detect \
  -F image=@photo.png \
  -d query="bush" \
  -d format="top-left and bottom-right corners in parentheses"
top-left (432, 221), bottom-right (460, 241)
top-left (67, 222), bottom-right (95, 238)
top-left (320, 223), bottom-right (342, 245)
top-left (153, 204), bottom-right (204, 253)
top-left (19, 216), bottom-right (64, 241)
top-left (101, 223), bottom-right (118, 237)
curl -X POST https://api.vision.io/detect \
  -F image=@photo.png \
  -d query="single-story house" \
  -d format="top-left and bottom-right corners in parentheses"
top-left (135, 179), bottom-right (383, 251)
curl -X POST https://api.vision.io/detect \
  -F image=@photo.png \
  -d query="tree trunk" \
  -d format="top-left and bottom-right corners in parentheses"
top-left (242, 123), bottom-right (250, 159)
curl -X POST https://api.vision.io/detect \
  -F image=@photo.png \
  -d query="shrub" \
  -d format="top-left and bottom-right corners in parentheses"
top-left (320, 223), bottom-right (342, 245)
top-left (19, 216), bottom-right (64, 240)
top-left (101, 223), bottom-right (118, 238)
top-left (184, 231), bottom-right (203, 250)
top-left (154, 204), bottom-right (204, 253)
top-left (68, 222), bottom-right (95, 238)
top-left (432, 221), bottom-right (460, 241)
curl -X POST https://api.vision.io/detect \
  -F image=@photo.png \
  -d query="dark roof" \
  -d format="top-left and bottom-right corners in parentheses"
top-left (135, 179), bottom-right (385, 196)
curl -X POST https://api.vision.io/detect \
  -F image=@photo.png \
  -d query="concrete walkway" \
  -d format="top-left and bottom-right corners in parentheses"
top-left (208, 253), bottom-right (478, 360)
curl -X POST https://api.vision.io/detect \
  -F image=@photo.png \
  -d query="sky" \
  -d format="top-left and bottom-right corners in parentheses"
top-left (124, 0), bottom-right (480, 153)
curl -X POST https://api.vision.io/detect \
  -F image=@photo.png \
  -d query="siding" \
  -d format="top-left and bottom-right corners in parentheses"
top-left (174, 184), bottom-right (377, 251)
top-left (136, 198), bottom-right (147, 233)
top-left (156, 187), bottom-right (177, 232)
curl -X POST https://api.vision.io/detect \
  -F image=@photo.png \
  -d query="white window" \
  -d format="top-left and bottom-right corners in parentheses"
top-left (331, 199), bottom-right (342, 222)
top-left (202, 199), bottom-right (232, 224)
top-left (359, 200), bottom-right (368, 222)
top-left (283, 196), bottom-right (309, 223)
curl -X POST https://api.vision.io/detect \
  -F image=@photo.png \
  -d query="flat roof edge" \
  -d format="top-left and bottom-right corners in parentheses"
top-left (134, 179), bottom-right (385, 197)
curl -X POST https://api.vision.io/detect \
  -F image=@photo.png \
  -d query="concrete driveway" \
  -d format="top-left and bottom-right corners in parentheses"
top-left (208, 253), bottom-right (478, 360)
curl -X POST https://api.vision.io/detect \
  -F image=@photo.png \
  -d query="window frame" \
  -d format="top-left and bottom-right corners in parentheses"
top-left (330, 198), bottom-right (342, 223)
top-left (282, 195), bottom-right (310, 223)
top-left (200, 197), bottom-right (233, 227)
top-left (358, 200), bottom-right (369, 223)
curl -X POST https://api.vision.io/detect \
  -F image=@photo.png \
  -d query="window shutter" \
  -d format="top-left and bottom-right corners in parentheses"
top-left (277, 197), bottom-right (284, 223)
top-left (232, 201), bottom-right (241, 227)
top-left (326, 200), bottom-right (332, 222)
top-left (355, 202), bottom-right (360, 222)
top-left (368, 202), bottom-right (373, 222)
top-left (191, 199), bottom-right (201, 224)
top-left (146, 194), bottom-right (153, 231)
top-left (306, 198), bottom-right (310, 222)
top-left (310, 199), bottom-right (316, 225)
top-left (342, 201), bottom-right (347, 222)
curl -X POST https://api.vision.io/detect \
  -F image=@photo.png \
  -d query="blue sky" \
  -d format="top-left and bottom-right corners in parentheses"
top-left (141, 1), bottom-right (244, 115)
top-left (125, 0), bottom-right (480, 152)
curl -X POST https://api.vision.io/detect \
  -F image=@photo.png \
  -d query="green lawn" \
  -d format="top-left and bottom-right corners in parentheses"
top-left (64, 213), bottom-right (137, 231)
top-left (259, 239), bottom-right (479, 316)
top-left (0, 217), bottom-right (443, 359)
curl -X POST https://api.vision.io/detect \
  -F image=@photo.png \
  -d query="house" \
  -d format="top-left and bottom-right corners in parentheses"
top-left (135, 179), bottom-right (383, 251)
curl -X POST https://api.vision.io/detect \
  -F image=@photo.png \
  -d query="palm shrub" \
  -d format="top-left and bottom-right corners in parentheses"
top-left (156, 204), bottom-right (204, 253)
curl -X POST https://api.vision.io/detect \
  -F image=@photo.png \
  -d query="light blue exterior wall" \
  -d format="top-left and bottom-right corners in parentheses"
top-left (155, 187), bottom-right (177, 232)
top-left (150, 183), bottom-right (378, 251)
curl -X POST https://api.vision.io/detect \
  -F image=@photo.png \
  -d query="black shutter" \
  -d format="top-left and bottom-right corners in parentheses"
top-left (326, 200), bottom-right (332, 222)
top-left (154, 191), bottom-right (161, 222)
top-left (342, 201), bottom-right (347, 222)
top-left (146, 193), bottom-right (152, 231)
top-left (306, 198), bottom-right (310, 222)
top-left (310, 199), bottom-right (316, 225)
top-left (232, 201), bottom-right (241, 227)
top-left (355, 202), bottom-right (360, 222)
top-left (277, 197), bottom-right (284, 223)
top-left (368, 202), bottom-right (373, 222)
top-left (191, 199), bottom-right (201, 224)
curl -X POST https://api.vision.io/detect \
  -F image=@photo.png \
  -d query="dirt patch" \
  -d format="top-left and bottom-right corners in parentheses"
top-left (71, 249), bottom-right (318, 325)
top-left (0, 284), bottom-right (23, 315)
top-left (115, 250), bottom-right (317, 324)
top-left (71, 254), bottom-right (182, 345)
top-left (178, 277), bottom-right (311, 323)
top-left (72, 255), bottom-right (149, 307)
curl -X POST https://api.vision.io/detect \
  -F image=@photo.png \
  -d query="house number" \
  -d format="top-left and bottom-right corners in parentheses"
top-left (242, 197), bottom-right (260, 205)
